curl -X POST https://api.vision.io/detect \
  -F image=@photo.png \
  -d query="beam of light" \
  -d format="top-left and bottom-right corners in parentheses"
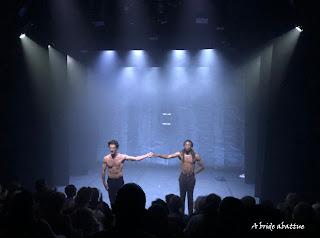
top-left (115, 67), bottom-right (139, 102)
top-left (67, 55), bottom-right (86, 86)
top-left (132, 49), bottom-right (143, 57)
top-left (170, 50), bottom-right (189, 67)
top-left (198, 49), bottom-right (216, 67)
top-left (103, 50), bottom-right (116, 56)
top-left (122, 67), bottom-right (136, 79)
top-left (127, 50), bottom-right (147, 67)
top-left (267, 28), bottom-right (301, 98)
top-left (102, 50), bottom-right (117, 63)
top-left (195, 66), bottom-right (213, 89)
top-left (295, 26), bottom-right (303, 32)
top-left (117, 67), bottom-right (137, 89)
top-left (141, 67), bottom-right (160, 95)
top-left (96, 50), bottom-right (118, 73)
top-left (87, 49), bottom-right (245, 170)
top-left (67, 55), bottom-right (72, 65)
top-left (19, 33), bottom-right (26, 39)
top-left (169, 66), bottom-right (188, 91)
top-left (49, 45), bottom-right (66, 84)
top-left (21, 35), bottom-right (49, 82)
top-left (67, 55), bottom-right (79, 67)
top-left (20, 35), bottom-right (51, 110)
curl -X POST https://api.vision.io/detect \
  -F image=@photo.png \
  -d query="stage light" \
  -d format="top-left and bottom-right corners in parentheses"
top-left (172, 50), bottom-right (186, 57)
top-left (101, 50), bottom-right (116, 61)
top-left (103, 50), bottom-right (115, 55)
top-left (198, 49), bottom-right (216, 66)
top-left (132, 50), bottom-right (144, 57)
top-left (295, 26), bottom-right (303, 32)
top-left (161, 122), bottom-right (171, 126)
top-left (128, 50), bottom-right (146, 67)
top-left (97, 50), bottom-right (117, 71)
top-left (67, 55), bottom-right (72, 64)
top-left (200, 49), bottom-right (215, 54)
top-left (19, 33), bottom-right (26, 39)
top-left (170, 50), bottom-right (189, 66)
top-left (48, 44), bottom-right (51, 48)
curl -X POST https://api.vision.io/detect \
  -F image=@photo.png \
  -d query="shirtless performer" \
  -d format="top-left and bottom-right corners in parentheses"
top-left (153, 139), bottom-right (205, 216)
top-left (102, 139), bottom-right (153, 205)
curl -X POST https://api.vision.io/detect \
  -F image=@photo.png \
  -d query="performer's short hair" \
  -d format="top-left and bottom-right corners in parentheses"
top-left (108, 139), bottom-right (119, 148)
top-left (183, 139), bottom-right (193, 147)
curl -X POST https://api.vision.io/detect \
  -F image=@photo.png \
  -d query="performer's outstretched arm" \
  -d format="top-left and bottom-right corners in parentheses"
top-left (195, 154), bottom-right (205, 174)
top-left (153, 151), bottom-right (181, 159)
top-left (102, 159), bottom-right (109, 190)
top-left (125, 152), bottom-right (153, 161)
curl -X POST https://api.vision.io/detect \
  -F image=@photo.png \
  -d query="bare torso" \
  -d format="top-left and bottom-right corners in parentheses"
top-left (103, 153), bottom-right (126, 179)
top-left (180, 153), bottom-right (197, 175)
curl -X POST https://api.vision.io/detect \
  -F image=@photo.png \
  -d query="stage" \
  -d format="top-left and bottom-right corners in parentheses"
top-left (57, 163), bottom-right (256, 210)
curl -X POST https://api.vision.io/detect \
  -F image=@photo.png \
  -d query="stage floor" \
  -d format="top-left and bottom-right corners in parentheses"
top-left (58, 164), bottom-right (255, 210)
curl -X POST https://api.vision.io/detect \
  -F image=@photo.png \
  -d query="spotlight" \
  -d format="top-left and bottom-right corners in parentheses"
top-left (67, 55), bottom-right (73, 64)
top-left (104, 50), bottom-right (115, 55)
top-left (19, 33), bottom-right (26, 39)
top-left (161, 123), bottom-right (171, 126)
top-left (170, 50), bottom-right (189, 66)
top-left (295, 26), bottom-right (303, 32)
top-left (198, 49), bottom-right (215, 66)
top-left (132, 50), bottom-right (144, 57)
top-left (128, 50), bottom-right (146, 67)
top-left (48, 44), bottom-right (51, 48)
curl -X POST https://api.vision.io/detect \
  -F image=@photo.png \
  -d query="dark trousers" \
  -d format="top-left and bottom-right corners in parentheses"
top-left (107, 176), bottom-right (124, 206)
top-left (179, 173), bottom-right (196, 216)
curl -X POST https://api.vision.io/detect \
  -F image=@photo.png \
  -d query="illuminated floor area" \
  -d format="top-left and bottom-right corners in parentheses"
top-left (57, 164), bottom-right (255, 211)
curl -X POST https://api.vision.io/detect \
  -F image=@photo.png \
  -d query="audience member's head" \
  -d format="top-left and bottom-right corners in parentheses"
top-left (194, 196), bottom-right (207, 214)
top-left (167, 195), bottom-right (183, 215)
top-left (218, 196), bottom-right (246, 223)
top-left (98, 201), bottom-right (114, 231)
top-left (241, 195), bottom-right (256, 209)
top-left (152, 198), bottom-right (169, 215)
top-left (0, 183), bottom-right (8, 200)
top-left (64, 184), bottom-right (77, 199)
top-left (146, 204), bottom-right (169, 237)
top-left (312, 202), bottom-right (320, 211)
top-left (75, 187), bottom-right (92, 208)
top-left (71, 207), bottom-right (99, 236)
top-left (148, 203), bottom-right (168, 219)
top-left (293, 202), bottom-right (315, 224)
top-left (90, 187), bottom-right (100, 207)
top-left (35, 179), bottom-right (48, 193)
top-left (113, 183), bottom-right (146, 228)
top-left (203, 193), bottom-right (221, 215)
top-left (165, 193), bottom-right (175, 204)
top-left (312, 202), bottom-right (320, 223)
top-left (48, 191), bottom-right (66, 213)
top-left (7, 180), bottom-right (22, 194)
top-left (285, 193), bottom-right (300, 209)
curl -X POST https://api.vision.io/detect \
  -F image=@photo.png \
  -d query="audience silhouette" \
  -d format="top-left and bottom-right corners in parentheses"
top-left (0, 179), bottom-right (319, 238)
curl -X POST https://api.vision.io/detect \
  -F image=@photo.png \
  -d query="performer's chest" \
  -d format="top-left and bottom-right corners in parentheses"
top-left (107, 157), bottom-right (123, 167)
top-left (183, 154), bottom-right (195, 164)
